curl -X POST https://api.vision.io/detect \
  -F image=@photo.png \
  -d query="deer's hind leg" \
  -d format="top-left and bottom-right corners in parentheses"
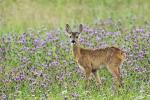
top-left (107, 62), bottom-right (123, 87)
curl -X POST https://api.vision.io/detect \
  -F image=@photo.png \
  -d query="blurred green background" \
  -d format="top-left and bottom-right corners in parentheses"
top-left (0, 0), bottom-right (149, 33)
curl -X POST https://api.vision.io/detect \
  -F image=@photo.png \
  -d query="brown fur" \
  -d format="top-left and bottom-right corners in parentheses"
top-left (66, 24), bottom-right (126, 87)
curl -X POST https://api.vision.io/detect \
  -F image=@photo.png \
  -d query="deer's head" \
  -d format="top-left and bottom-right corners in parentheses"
top-left (66, 24), bottom-right (83, 44)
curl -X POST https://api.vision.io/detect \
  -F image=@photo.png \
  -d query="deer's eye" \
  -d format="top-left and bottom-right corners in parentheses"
top-left (76, 36), bottom-right (78, 38)
top-left (70, 36), bottom-right (71, 38)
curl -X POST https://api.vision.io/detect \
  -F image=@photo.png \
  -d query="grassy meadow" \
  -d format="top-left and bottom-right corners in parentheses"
top-left (0, 0), bottom-right (150, 99)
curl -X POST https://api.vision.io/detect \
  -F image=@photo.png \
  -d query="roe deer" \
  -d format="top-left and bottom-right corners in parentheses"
top-left (66, 24), bottom-right (126, 87)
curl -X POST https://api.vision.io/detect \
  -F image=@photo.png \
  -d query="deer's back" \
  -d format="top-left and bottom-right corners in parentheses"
top-left (78, 46), bottom-right (126, 69)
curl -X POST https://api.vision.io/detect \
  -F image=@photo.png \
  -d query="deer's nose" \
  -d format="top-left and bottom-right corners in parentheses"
top-left (71, 40), bottom-right (75, 43)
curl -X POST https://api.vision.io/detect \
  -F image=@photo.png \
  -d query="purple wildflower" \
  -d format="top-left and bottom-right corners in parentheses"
top-left (46, 32), bottom-right (53, 39)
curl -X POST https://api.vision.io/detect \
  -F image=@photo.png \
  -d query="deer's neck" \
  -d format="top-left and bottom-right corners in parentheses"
top-left (72, 43), bottom-right (81, 61)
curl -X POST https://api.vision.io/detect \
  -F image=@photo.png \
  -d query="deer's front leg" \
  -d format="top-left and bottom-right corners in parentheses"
top-left (85, 68), bottom-right (91, 89)
top-left (92, 69), bottom-right (102, 86)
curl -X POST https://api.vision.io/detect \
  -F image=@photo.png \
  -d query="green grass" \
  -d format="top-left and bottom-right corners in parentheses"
top-left (0, 0), bottom-right (150, 99)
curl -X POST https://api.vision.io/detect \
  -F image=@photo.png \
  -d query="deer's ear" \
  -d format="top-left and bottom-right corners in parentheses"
top-left (66, 24), bottom-right (72, 33)
top-left (79, 24), bottom-right (83, 33)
